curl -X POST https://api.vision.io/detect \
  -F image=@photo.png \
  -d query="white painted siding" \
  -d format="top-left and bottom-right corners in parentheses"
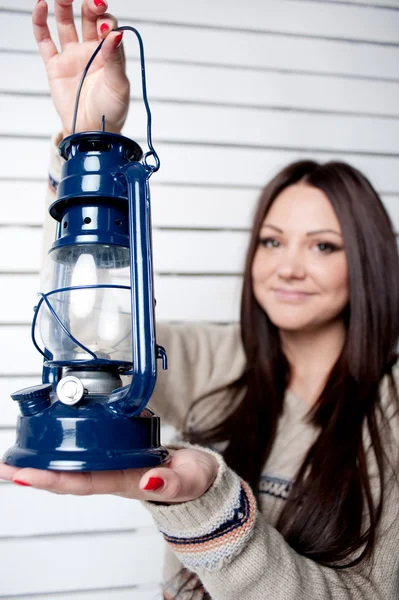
top-left (0, 0), bottom-right (398, 598)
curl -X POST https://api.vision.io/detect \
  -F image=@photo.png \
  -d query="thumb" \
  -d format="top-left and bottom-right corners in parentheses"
top-left (101, 30), bottom-right (129, 96)
top-left (138, 451), bottom-right (219, 503)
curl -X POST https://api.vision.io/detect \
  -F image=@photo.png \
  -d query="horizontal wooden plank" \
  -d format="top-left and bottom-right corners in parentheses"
top-left (2, 314), bottom-right (260, 373)
top-left (2, 55), bottom-right (399, 118)
top-left (0, 227), bottom-right (249, 274)
top-left (0, 481), bottom-right (156, 536)
top-left (11, 588), bottom-right (162, 600)
top-left (331, 0), bottom-right (399, 7)
top-left (3, 94), bottom-right (399, 155)
top-left (3, 0), bottom-right (399, 43)
top-left (0, 427), bottom-right (15, 452)
top-left (0, 275), bottom-right (40, 322)
top-left (0, 274), bottom-right (242, 324)
top-left (1, 180), bottom-right (397, 232)
top-left (1, 13), bottom-right (399, 81)
top-left (153, 230), bottom-right (248, 273)
top-left (153, 191), bottom-right (398, 231)
top-left (155, 275), bottom-right (242, 320)
top-left (0, 227), bottom-right (42, 272)
top-left (0, 532), bottom-right (164, 596)
top-left (0, 181), bottom-right (259, 228)
top-left (0, 326), bottom-right (43, 375)
top-left (2, 211), bottom-right (399, 280)
top-left (2, 139), bottom-right (399, 193)
top-left (0, 377), bottom-right (37, 424)
top-left (0, 181), bottom-right (46, 225)
top-left (87, 0), bottom-right (399, 43)
top-left (0, 282), bottom-right (239, 368)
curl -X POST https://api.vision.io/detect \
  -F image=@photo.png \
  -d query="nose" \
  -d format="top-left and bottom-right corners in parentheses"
top-left (276, 247), bottom-right (306, 280)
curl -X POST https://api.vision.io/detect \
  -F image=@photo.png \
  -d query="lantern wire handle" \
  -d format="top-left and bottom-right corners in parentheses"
top-left (71, 26), bottom-right (159, 171)
top-left (32, 292), bottom-right (98, 361)
top-left (31, 285), bottom-right (131, 364)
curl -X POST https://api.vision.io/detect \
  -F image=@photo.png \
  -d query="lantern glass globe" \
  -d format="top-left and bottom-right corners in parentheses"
top-left (38, 244), bottom-right (132, 363)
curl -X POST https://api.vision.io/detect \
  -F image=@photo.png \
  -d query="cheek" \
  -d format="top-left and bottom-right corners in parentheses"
top-left (251, 250), bottom-right (262, 282)
top-left (251, 249), bottom-right (272, 283)
top-left (316, 256), bottom-right (349, 298)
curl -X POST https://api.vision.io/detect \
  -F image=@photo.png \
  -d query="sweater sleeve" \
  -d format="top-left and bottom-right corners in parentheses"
top-left (43, 132), bottom-right (64, 263)
top-left (149, 321), bottom-right (245, 432)
top-left (144, 444), bottom-right (399, 600)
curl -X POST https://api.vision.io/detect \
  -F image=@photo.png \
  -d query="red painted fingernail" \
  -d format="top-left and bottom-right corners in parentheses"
top-left (114, 33), bottom-right (123, 49)
top-left (94, 0), bottom-right (106, 7)
top-left (14, 480), bottom-right (31, 487)
top-left (100, 23), bottom-right (109, 33)
top-left (143, 477), bottom-right (164, 491)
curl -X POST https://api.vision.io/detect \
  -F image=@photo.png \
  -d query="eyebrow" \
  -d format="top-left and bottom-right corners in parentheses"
top-left (260, 224), bottom-right (343, 237)
top-left (306, 229), bottom-right (343, 237)
top-left (260, 224), bottom-right (283, 233)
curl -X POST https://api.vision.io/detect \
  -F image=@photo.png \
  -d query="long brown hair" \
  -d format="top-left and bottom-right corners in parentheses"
top-left (177, 160), bottom-right (399, 596)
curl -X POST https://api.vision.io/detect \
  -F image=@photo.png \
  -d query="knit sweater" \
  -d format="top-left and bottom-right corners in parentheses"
top-left (147, 323), bottom-right (399, 600)
top-left (47, 137), bottom-right (399, 599)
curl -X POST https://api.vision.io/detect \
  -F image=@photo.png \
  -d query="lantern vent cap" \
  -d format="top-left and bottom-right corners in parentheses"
top-left (58, 131), bottom-right (143, 162)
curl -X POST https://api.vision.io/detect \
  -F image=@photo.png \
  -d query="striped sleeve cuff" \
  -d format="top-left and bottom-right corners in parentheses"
top-left (48, 172), bottom-right (59, 193)
top-left (143, 445), bottom-right (257, 572)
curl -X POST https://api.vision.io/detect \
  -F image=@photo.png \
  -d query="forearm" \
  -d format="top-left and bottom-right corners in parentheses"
top-left (43, 133), bottom-right (64, 263)
top-left (144, 450), bottom-right (397, 600)
top-left (196, 516), bottom-right (376, 600)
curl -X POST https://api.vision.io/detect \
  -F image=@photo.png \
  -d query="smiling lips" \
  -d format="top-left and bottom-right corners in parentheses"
top-left (272, 288), bottom-right (315, 303)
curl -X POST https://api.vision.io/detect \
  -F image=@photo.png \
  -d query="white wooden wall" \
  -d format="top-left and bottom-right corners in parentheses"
top-left (0, 0), bottom-right (398, 597)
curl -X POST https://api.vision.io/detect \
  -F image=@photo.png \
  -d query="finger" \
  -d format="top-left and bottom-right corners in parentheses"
top-left (101, 31), bottom-right (129, 97)
top-left (139, 450), bottom-right (219, 503)
top-left (139, 466), bottom-right (190, 503)
top-left (54, 0), bottom-right (79, 50)
top-left (139, 462), bottom-right (212, 504)
top-left (97, 13), bottom-right (118, 40)
top-left (7, 467), bottom-right (95, 495)
top-left (0, 462), bottom-right (20, 482)
top-left (6, 467), bottom-right (146, 497)
top-left (32, 0), bottom-right (59, 66)
top-left (82, 0), bottom-right (108, 42)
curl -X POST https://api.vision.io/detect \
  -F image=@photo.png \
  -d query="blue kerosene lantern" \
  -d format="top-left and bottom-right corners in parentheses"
top-left (3, 27), bottom-right (169, 470)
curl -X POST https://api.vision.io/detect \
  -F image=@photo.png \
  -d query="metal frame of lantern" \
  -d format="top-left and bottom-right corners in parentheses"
top-left (3, 27), bottom-right (169, 471)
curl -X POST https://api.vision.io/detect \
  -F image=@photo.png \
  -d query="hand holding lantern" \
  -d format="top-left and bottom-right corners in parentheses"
top-left (0, 447), bottom-right (219, 504)
top-left (33, 0), bottom-right (129, 136)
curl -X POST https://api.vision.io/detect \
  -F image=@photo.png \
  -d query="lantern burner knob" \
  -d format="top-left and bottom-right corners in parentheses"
top-left (57, 376), bottom-right (85, 406)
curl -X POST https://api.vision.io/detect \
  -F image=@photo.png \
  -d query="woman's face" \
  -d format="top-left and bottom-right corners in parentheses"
top-left (251, 183), bottom-right (349, 333)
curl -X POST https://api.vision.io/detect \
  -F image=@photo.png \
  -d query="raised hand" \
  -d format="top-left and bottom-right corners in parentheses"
top-left (33, 0), bottom-right (130, 137)
top-left (0, 448), bottom-right (219, 503)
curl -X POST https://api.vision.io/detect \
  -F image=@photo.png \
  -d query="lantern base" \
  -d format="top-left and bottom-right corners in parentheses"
top-left (3, 395), bottom-right (169, 471)
top-left (3, 447), bottom-right (169, 471)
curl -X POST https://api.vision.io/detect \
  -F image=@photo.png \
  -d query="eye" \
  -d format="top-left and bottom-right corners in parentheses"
top-left (258, 237), bottom-right (280, 248)
top-left (313, 242), bottom-right (341, 254)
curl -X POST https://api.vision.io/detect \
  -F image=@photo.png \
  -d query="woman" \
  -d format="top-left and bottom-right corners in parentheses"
top-left (1, 1), bottom-right (398, 598)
